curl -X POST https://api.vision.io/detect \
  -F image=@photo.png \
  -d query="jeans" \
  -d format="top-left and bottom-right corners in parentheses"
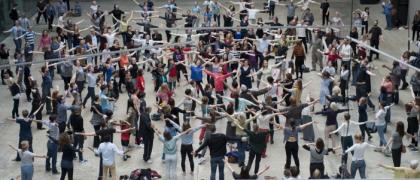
top-left (21, 165), bottom-right (34, 180)
top-left (83, 87), bottom-right (95, 106)
top-left (236, 138), bottom-right (247, 165)
top-left (210, 156), bottom-right (225, 180)
top-left (14, 39), bottom-right (22, 53)
top-left (385, 14), bottom-right (393, 29)
top-left (350, 160), bottom-right (366, 179)
top-left (285, 141), bottom-right (300, 169)
top-left (213, 14), bottom-right (221, 27)
top-left (165, 153), bottom-right (177, 180)
top-left (73, 134), bottom-right (85, 161)
top-left (12, 99), bottom-right (19, 118)
top-left (180, 144), bottom-right (194, 172)
top-left (46, 140), bottom-right (58, 172)
top-left (341, 136), bottom-right (354, 164)
top-left (247, 149), bottom-right (262, 174)
top-left (376, 125), bottom-right (387, 146)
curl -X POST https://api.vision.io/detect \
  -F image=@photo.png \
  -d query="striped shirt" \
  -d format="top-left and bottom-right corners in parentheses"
top-left (24, 31), bottom-right (36, 45)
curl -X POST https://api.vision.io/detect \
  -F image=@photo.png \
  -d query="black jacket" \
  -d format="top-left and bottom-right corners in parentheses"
top-left (195, 133), bottom-right (228, 157)
top-left (139, 113), bottom-right (154, 136)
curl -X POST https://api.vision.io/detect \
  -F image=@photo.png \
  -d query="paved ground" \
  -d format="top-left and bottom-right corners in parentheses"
top-left (0, 0), bottom-right (419, 179)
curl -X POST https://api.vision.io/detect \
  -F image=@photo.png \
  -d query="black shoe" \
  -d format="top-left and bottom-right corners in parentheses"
top-left (38, 127), bottom-right (46, 130)
top-left (12, 158), bottom-right (21, 162)
top-left (46, 168), bottom-right (51, 172)
top-left (270, 140), bottom-right (274, 144)
top-left (52, 171), bottom-right (60, 175)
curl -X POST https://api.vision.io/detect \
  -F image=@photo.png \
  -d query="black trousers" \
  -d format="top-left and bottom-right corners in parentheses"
top-left (48, 15), bottom-right (54, 31)
top-left (60, 167), bottom-right (74, 180)
top-left (392, 146), bottom-right (402, 167)
top-left (285, 141), bottom-right (299, 169)
top-left (181, 144), bottom-right (194, 172)
top-left (322, 13), bottom-right (329, 26)
top-left (213, 14), bottom-right (221, 27)
top-left (369, 40), bottom-right (379, 61)
top-left (36, 11), bottom-right (48, 24)
top-left (294, 56), bottom-right (305, 79)
top-left (12, 99), bottom-right (19, 118)
top-left (73, 134), bottom-right (84, 161)
top-left (176, 64), bottom-right (188, 82)
top-left (83, 87), bottom-right (95, 107)
top-left (247, 149), bottom-right (262, 174)
top-left (310, 162), bottom-right (325, 177)
top-left (362, 21), bottom-right (369, 35)
top-left (59, 122), bottom-right (66, 134)
top-left (359, 124), bottom-right (371, 141)
top-left (143, 134), bottom-right (154, 161)
top-left (118, 68), bottom-right (126, 91)
top-left (62, 76), bottom-right (71, 90)
top-left (93, 125), bottom-right (101, 148)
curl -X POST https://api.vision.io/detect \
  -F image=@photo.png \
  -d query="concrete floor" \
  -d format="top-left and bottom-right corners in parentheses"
top-left (0, 0), bottom-right (419, 179)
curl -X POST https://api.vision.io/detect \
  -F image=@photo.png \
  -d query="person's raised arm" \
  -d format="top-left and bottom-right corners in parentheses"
top-left (166, 118), bottom-right (181, 132)
top-left (8, 144), bottom-right (19, 151)
top-left (330, 123), bottom-right (345, 134)
top-left (299, 120), bottom-right (316, 129)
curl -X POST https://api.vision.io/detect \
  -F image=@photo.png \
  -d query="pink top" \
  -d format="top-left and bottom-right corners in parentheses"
top-left (204, 70), bottom-right (232, 92)
top-left (39, 36), bottom-right (52, 50)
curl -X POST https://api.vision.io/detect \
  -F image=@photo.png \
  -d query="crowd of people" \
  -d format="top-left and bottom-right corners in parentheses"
top-left (2, 0), bottom-right (420, 180)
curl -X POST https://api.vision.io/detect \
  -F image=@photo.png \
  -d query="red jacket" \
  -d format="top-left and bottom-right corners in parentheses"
top-left (204, 70), bottom-right (232, 92)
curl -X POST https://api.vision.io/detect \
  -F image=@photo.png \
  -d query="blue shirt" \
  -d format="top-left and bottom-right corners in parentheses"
top-left (57, 103), bottom-right (72, 124)
top-left (383, 3), bottom-right (393, 15)
top-left (191, 65), bottom-right (203, 81)
top-left (16, 118), bottom-right (32, 139)
top-left (42, 72), bottom-right (53, 90)
top-left (100, 92), bottom-right (112, 111)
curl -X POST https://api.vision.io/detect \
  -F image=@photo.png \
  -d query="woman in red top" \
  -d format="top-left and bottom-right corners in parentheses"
top-left (120, 120), bottom-right (131, 161)
top-left (168, 59), bottom-right (178, 90)
top-left (320, 47), bottom-right (342, 70)
top-left (135, 69), bottom-right (145, 93)
top-left (38, 30), bottom-right (52, 51)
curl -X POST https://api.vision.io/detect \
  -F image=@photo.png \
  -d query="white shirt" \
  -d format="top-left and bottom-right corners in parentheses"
top-left (257, 114), bottom-right (273, 129)
top-left (296, 24), bottom-right (306, 38)
top-left (361, 11), bottom-right (369, 21)
top-left (257, 39), bottom-right (269, 53)
top-left (247, 9), bottom-right (259, 20)
top-left (339, 44), bottom-right (352, 61)
top-left (103, 33), bottom-right (117, 47)
top-left (345, 142), bottom-right (376, 161)
top-left (333, 121), bottom-right (362, 137)
top-left (90, 5), bottom-right (98, 14)
top-left (91, 34), bottom-right (98, 48)
top-left (95, 142), bottom-right (124, 166)
top-left (375, 106), bottom-right (391, 126)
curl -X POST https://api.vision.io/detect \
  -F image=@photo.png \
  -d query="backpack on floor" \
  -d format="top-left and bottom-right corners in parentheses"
top-left (335, 164), bottom-right (351, 179)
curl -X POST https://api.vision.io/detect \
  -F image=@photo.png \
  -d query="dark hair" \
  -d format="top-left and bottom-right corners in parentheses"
top-left (59, 132), bottom-right (72, 150)
top-left (267, 76), bottom-right (274, 84)
top-left (396, 121), bottom-right (405, 137)
top-left (232, 81), bottom-right (238, 88)
top-left (163, 131), bottom-right (172, 141)
top-left (49, 115), bottom-right (57, 122)
top-left (102, 135), bottom-right (111, 142)
top-left (344, 113), bottom-right (351, 120)
top-left (22, 110), bottom-right (29, 118)
top-left (182, 122), bottom-right (191, 131)
top-left (315, 138), bottom-right (325, 150)
top-left (207, 124), bottom-right (216, 133)
top-left (185, 89), bottom-right (192, 96)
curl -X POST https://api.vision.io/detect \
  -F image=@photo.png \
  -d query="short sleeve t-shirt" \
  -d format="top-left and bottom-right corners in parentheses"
top-left (391, 132), bottom-right (403, 150)
top-left (18, 150), bottom-right (34, 166)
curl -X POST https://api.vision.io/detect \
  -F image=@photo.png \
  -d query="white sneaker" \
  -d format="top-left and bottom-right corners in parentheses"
top-left (147, 160), bottom-right (153, 164)
top-left (80, 159), bottom-right (88, 164)
top-left (139, 144), bottom-right (144, 148)
top-left (162, 159), bottom-right (166, 163)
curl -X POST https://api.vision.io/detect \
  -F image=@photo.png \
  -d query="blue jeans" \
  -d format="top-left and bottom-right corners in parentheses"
top-left (21, 165), bottom-right (34, 180)
top-left (385, 14), bottom-right (393, 29)
top-left (236, 139), bottom-right (247, 165)
top-left (376, 125), bottom-right (387, 146)
top-left (351, 160), bottom-right (366, 179)
top-left (14, 39), bottom-right (22, 52)
top-left (210, 156), bottom-right (225, 180)
top-left (46, 140), bottom-right (58, 171)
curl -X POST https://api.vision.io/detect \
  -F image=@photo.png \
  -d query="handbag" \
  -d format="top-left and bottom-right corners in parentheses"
top-left (402, 145), bottom-right (407, 153)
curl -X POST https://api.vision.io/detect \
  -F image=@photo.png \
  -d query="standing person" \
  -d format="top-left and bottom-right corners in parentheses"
top-left (57, 95), bottom-right (73, 133)
top-left (7, 110), bottom-right (33, 161)
top-left (330, 113), bottom-right (366, 165)
top-left (109, 4), bottom-right (125, 27)
top-left (0, 44), bottom-right (12, 85)
top-left (8, 141), bottom-right (46, 180)
top-left (139, 107), bottom-right (154, 163)
top-left (292, 41), bottom-right (306, 79)
top-left (275, 119), bottom-right (316, 170)
top-left (93, 136), bottom-right (125, 180)
top-left (344, 133), bottom-right (378, 179)
top-left (46, 1), bottom-right (56, 31)
top-left (412, 10), bottom-right (420, 41)
top-left (3, 21), bottom-right (25, 53)
top-left (69, 107), bottom-right (87, 163)
top-left (194, 125), bottom-right (229, 180)
top-left (41, 65), bottom-right (52, 115)
top-left (360, 7), bottom-right (370, 35)
top-left (9, 79), bottom-right (21, 119)
top-left (153, 124), bottom-right (191, 180)
top-left (368, 20), bottom-right (382, 61)
top-left (303, 138), bottom-right (338, 176)
top-left (315, 102), bottom-right (349, 149)
top-left (239, 123), bottom-right (268, 175)
top-left (406, 100), bottom-right (419, 151)
top-left (358, 97), bottom-right (372, 141)
top-left (59, 132), bottom-right (79, 180)
top-left (30, 81), bottom-right (44, 130)
top-left (382, 0), bottom-right (393, 30)
top-left (399, 51), bottom-right (410, 90)
top-left (411, 72), bottom-right (420, 97)
top-left (383, 62), bottom-right (401, 104)
top-left (320, 0), bottom-right (329, 25)
top-left (286, 1), bottom-right (297, 24)
top-left (204, 68), bottom-right (234, 105)
top-left (39, 115), bottom-right (60, 175)
top-left (36, 0), bottom-right (48, 25)
top-left (385, 121), bottom-right (408, 167)
top-left (9, 4), bottom-right (19, 22)
top-left (90, 96), bottom-right (104, 149)
top-left (82, 65), bottom-right (96, 108)
top-left (311, 32), bottom-right (323, 71)
top-left (374, 102), bottom-right (393, 149)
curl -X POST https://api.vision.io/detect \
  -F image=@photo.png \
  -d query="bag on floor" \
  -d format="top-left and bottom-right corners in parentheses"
top-left (129, 168), bottom-right (162, 180)
top-left (226, 151), bottom-right (240, 163)
top-left (335, 164), bottom-right (351, 179)
top-left (366, 121), bottom-right (377, 133)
